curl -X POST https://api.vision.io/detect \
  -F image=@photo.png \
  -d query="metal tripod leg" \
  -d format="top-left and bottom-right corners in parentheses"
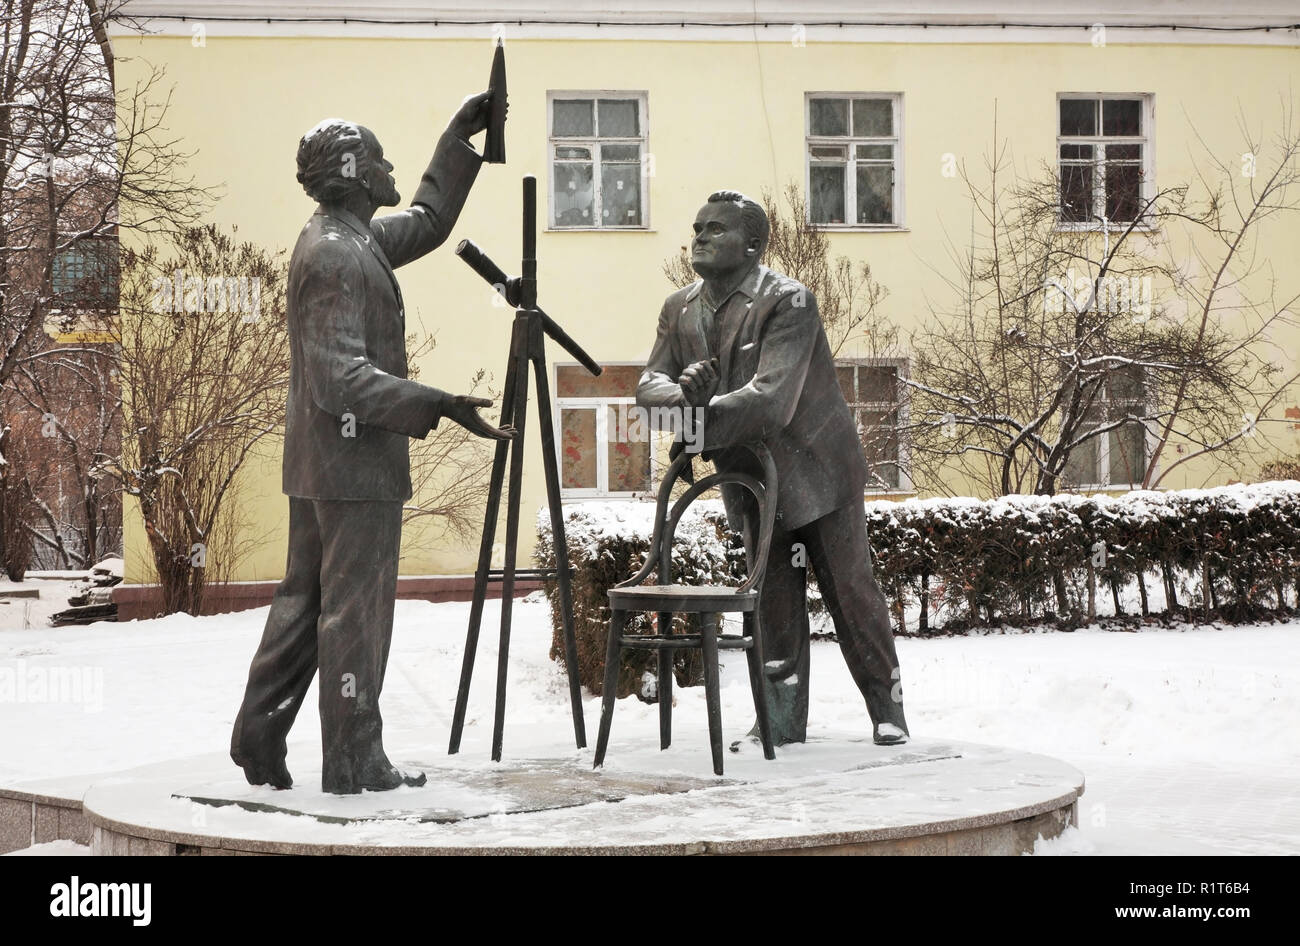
top-left (448, 316), bottom-right (525, 755)
top-left (490, 313), bottom-right (532, 762)
top-left (531, 321), bottom-right (587, 748)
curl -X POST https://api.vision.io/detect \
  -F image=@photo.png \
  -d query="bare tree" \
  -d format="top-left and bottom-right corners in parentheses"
top-left (1140, 101), bottom-right (1300, 489)
top-left (10, 338), bottom-right (120, 568)
top-left (1, 0), bottom-right (206, 572)
top-left (100, 225), bottom-right (291, 615)
top-left (905, 106), bottom-right (1299, 499)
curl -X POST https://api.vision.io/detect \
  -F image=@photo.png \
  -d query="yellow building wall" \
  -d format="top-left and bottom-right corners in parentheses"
top-left (113, 32), bottom-right (1300, 583)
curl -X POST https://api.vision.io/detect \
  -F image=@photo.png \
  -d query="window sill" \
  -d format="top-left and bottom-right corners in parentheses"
top-left (1054, 223), bottom-right (1160, 235)
top-left (1063, 484), bottom-right (1146, 494)
top-left (864, 490), bottom-right (917, 499)
top-left (546, 227), bottom-right (657, 233)
top-left (811, 225), bottom-right (909, 233)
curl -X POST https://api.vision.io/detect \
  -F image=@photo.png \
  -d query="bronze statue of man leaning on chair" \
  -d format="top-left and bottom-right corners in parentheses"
top-left (636, 190), bottom-right (910, 749)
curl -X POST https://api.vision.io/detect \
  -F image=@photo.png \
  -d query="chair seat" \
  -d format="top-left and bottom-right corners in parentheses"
top-left (608, 584), bottom-right (758, 612)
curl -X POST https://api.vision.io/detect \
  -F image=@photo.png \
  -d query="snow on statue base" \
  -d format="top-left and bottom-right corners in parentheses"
top-left (64, 738), bottom-right (1084, 855)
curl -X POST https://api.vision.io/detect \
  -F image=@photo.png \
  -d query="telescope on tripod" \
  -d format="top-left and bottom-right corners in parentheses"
top-left (448, 175), bottom-right (598, 761)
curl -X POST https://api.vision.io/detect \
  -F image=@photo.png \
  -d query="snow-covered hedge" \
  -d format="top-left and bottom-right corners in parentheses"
top-left (535, 481), bottom-right (1300, 691)
top-left (863, 482), bottom-right (1300, 628)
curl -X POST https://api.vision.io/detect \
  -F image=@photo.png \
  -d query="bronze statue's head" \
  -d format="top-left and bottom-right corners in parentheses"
top-left (691, 190), bottom-right (768, 281)
top-left (296, 119), bottom-right (400, 208)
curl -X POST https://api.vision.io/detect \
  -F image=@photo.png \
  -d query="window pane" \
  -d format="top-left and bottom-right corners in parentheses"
top-left (553, 99), bottom-right (594, 136)
top-left (597, 99), bottom-right (639, 137)
top-left (810, 164), bottom-right (846, 223)
top-left (1061, 434), bottom-right (1099, 487)
top-left (602, 143), bottom-right (640, 161)
top-left (852, 98), bottom-right (892, 137)
top-left (810, 144), bottom-right (847, 160)
top-left (556, 364), bottom-right (643, 397)
top-left (858, 408), bottom-right (900, 490)
top-left (836, 365), bottom-right (856, 403)
top-left (1108, 422), bottom-right (1146, 485)
top-left (1107, 143), bottom-right (1140, 160)
top-left (810, 98), bottom-right (849, 136)
top-left (1108, 364), bottom-right (1146, 402)
top-left (553, 162), bottom-right (594, 227)
top-left (1060, 143), bottom-right (1094, 160)
top-left (561, 409), bottom-right (597, 488)
top-left (856, 144), bottom-right (892, 160)
top-left (1102, 99), bottom-right (1142, 136)
top-left (1059, 98), bottom-right (1097, 136)
top-left (52, 239), bottom-right (118, 306)
top-left (856, 164), bottom-right (893, 225)
top-left (607, 406), bottom-right (652, 492)
top-left (1059, 162), bottom-right (1094, 222)
top-left (555, 146), bottom-right (592, 160)
top-left (600, 159), bottom-right (641, 226)
top-left (858, 364), bottom-right (899, 403)
top-left (1105, 160), bottom-right (1141, 222)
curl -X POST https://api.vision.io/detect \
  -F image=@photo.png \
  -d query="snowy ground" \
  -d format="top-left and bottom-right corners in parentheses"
top-left (1, 594), bottom-right (1297, 855)
top-left (0, 577), bottom-right (86, 631)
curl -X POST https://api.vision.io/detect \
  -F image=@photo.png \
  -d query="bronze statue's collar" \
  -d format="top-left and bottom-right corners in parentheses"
top-left (685, 263), bottom-right (767, 310)
top-left (316, 204), bottom-right (374, 244)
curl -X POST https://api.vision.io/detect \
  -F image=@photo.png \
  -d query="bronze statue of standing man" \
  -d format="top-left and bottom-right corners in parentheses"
top-left (231, 91), bottom-right (513, 794)
top-left (638, 190), bottom-right (909, 747)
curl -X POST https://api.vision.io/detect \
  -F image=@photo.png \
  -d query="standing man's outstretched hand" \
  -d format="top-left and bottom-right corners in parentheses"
top-left (444, 394), bottom-right (515, 440)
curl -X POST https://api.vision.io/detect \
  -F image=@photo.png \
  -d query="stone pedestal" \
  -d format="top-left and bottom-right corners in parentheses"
top-left (51, 738), bottom-right (1084, 856)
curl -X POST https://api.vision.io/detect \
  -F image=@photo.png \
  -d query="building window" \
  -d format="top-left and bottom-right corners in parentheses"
top-left (555, 363), bottom-right (664, 497)
top-left (836, 358), bottom-right (910, 491)
top-left (1061, 365), bottom-right (1150, 489)
top-left (548, 92), bottom-right (648, 229)
top-left (50, 234), bottom-right (118, 312)
top-left (1057, 94), bottom-right (1153, 226)
top-left (806, 93), bottom-right (902, 228)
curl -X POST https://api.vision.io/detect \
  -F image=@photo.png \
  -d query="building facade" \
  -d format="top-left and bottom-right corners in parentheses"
top-left (110, 1), bottom-right (1300, 593)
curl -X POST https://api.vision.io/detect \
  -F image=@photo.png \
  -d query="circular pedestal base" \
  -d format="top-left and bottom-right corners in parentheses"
top-left (76, 738), bottom-right (1083, 855)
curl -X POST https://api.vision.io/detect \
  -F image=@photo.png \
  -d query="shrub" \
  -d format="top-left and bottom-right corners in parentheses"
top-left (536, 482), bottom-right (1300, 689)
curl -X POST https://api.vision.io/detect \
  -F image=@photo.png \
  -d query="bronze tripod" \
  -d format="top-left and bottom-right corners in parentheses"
top-left (447, 175), bottom-right (599, 761)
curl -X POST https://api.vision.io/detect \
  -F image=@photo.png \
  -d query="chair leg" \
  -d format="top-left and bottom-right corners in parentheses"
top-left (593, 610), bottom-right (626, 769)
top-left (657, 610), bottom-right (672, 750)
top-left (700, 611), bottom-right (724, 776)
top-left (744, 611), bottom-right (776, 760)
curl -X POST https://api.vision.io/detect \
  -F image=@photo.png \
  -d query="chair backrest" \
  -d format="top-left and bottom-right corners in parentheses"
top-left (617, 442), bottom-right (777, 594)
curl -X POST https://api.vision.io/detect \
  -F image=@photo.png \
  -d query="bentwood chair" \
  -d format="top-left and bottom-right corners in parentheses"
top-left (592, 443), bottom-right (777, 776)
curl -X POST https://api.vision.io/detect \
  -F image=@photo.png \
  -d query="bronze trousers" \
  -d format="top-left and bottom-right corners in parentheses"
top-left (230, 496), bottom-right (403, 792)
top-left (740, 499), bottom-right (909, 745)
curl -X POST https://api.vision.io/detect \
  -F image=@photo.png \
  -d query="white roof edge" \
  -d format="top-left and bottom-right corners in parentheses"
top-left (110, 1), bottom-right (1300, 42)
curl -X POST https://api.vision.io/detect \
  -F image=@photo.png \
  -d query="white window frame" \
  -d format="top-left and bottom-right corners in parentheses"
top-left (547, 91), bottom-right (650, 231)
top-left (1062, 370), bottom-right (1153, 491)
top-left (836, 356), bottom-right (913, 494)
top-left (805, 92), bottom-right (904, 231)
top-left (553, 361), bottom-right (664, 500)
top-left (1056, 92), bottom-right (1155, 232)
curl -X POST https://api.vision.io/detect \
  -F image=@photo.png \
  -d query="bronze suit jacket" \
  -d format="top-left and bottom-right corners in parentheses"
top-left (282, 132), bottom-right (481, 501)
top-left (638, 264), bottom-right (868, 531)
